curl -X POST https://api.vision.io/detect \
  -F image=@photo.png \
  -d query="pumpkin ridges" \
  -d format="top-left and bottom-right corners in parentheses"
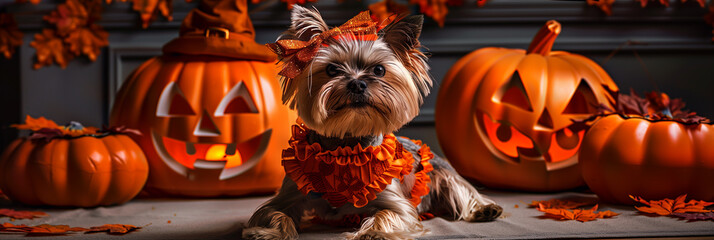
top-left (437, 21), bottom-right (618, 191)
top-left (556, 54), bottom-right (619, 93)
top-left (583, 115), bottom-right (632, 203)
top-left (440, 48), bottom-right (512, 91)
top-left (581, 115), bottom-right (714, 203)
top-left (551, 54), bottom-right (612, 108)
top-left (111, 57), bottom-right (163, 127)
top-left (69, 137), bottom-right (110, 207)
top-left (0, 139), bottom-right (32, 204)
top-left (102, 135), bottom-right (129, 205)
top-left (33, 139), bottom-right (64, 206)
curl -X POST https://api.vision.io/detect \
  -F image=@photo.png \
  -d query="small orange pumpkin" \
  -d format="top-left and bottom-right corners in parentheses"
top-left (0, 117), bottom-right (148, 207)
top-left (435, 20), bottom-right (619, 192)
top-left (580, 115), bottom-right (714, 204)
top-left (109, 0), bottom-right (295, 197)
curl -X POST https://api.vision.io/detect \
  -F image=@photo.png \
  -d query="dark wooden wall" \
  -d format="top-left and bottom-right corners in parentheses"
top-left (2, 0), bottom-right (714, 155)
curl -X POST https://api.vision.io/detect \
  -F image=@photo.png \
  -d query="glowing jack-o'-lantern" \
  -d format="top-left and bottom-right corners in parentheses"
top-left (110, 0), bottom-right (295, 197)
top-left (435, 20), bottom-right (619, 192)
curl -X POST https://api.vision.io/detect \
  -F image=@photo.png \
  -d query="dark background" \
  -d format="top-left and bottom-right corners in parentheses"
top-left (2, 0), bottom-right (714, 155)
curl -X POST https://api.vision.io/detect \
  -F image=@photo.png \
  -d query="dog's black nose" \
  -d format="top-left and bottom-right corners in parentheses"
top-left (347, 79), bottom-right (368, 94)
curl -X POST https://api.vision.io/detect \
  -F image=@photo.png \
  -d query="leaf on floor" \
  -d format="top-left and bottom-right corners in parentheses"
top-left (672, 212), bottom-right (714, 221)
top-left (0, 209), bottom-right (48, 220)
top-left (630, 194), bottom-right (714, 216)
top-left (537, 204), bottom-right (619, 223)
top-left (528, 197), bottom-right (599, 209)
top-left (1, 222), bottom-right (142, 236)
top-left (85, 224), bottom-right (141, 235)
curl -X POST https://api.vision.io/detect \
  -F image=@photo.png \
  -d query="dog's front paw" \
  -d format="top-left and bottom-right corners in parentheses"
top-left (352, 230), bottom-right (403, 240)
top-left (242, 227), bottom-right (292, 240)
top-left (466, 203), bottom-right (503, 222)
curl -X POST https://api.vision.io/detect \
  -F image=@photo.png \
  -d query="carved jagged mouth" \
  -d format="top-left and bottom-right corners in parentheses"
top-left (151, 129), bottom-right (272, 180)
top-left (474, 111), bottom-right (580, 171)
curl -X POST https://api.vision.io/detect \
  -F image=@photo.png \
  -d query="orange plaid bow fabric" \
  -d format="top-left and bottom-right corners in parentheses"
top-left (266, 11), bottom-right (381, 80)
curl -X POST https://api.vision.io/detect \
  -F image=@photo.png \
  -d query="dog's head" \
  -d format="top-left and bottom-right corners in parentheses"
top-left (270, 6), bottom-right (432, 138)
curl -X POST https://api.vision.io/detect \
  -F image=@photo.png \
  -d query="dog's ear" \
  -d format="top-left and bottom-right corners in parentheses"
top-left (381, 15), bottom-right (423, 53)
top-left (381, 15), bottom-right (432, 99)
top-left (279, 5), bottom-right (329, 41)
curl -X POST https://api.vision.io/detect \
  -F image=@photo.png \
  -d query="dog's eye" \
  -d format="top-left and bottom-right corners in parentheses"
top-left (326, 64), bottom-right (340, 77)
top-left (373, 65), bottom-right (386, 77)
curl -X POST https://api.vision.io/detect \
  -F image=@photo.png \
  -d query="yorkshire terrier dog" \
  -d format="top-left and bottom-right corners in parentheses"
top-left (244, 6), bottom-right (502, 240)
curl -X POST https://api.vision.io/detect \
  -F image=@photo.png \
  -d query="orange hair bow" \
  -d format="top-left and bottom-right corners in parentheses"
top-left (266, 11), bottom-right (383, 80)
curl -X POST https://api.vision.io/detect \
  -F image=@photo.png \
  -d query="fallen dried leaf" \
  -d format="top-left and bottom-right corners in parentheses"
top-left (630, 194), bottom-right (714, 216)
top-left (0, 14), bottom-right (23, 59)
top-left (85, 224), bottom-right (141, 235)
top-left (528, 198), bottom-right (599, 209)
top-left (672, 212), bottom-right (714, 221)
top-left (0, 209), bottom-right (48, 220)
top-left (537, 204), bottom-right (619, 222)
top-left (0, 222), bottom-right (87, 235)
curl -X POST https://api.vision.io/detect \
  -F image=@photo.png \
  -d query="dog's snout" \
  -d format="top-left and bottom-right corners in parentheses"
top-left (347, 79), bottom-right (368, 94)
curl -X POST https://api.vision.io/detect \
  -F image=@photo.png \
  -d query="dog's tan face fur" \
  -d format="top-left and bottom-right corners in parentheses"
top-left (278, 7), bottom-right (432, 138)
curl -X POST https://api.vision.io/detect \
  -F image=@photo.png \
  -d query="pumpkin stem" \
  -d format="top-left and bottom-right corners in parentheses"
top-left (65, 121), bottom-right (85, 131)
top-left (526, 20), bottom-right (561, 56)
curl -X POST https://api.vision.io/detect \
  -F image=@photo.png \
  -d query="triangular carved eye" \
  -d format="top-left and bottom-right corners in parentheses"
top-left (157, 82), bottom-right (196, 117)
top-left (497, 70), bottom-right (533, 111)
top-left (215, 82), bottom-right (258, 116)
top-left (562, 79), bottom-right (597, 114)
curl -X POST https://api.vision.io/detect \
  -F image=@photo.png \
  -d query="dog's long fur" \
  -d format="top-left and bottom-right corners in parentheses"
top-left (244, 6), bottom-right (502, 240)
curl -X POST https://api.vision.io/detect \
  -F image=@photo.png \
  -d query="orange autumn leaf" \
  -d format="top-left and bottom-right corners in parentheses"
top-left (43, 0), bottom-right (89, 37)
top-left (630, 194), bottom-right (714, 216)
top-left (0, 209), bottom-right (48, 220)
top-left (0, 222), bottom-right (88, 235)
top-left (1, 222), bottom-right (140, 236)
top-left (30, 29), bottom-right (72, 69)
top-left (369, 0), bottom-right (410, 26)
top-left (11, 115), bottom-right (60, 131)
top-left (528, 198), bottom-right (599, 209)
top-left (85, 224), bottom-right (141, 235)
top-left (538, 204), bottom-right (619, 222)
top-left (410, 0), bottom-right (449, 27)
top-left (65, 25), bottom-right (109, 61)
top-left (11, 116), bottom-right (99, 138)
top-left (587, 0), bottom-right (615, 15)
top-left (121, 0), bottom-right (174, 28)
top-left (0, 14), bottom-right (23, 59)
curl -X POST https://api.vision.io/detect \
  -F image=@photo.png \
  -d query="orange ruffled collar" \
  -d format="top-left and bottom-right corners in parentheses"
top-left (281, 123), bottom-right (433, 208)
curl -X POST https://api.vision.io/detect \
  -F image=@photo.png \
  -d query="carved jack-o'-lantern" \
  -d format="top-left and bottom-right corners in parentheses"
top-left (110, 0), bottom-right (294, 197)
top-left (435, 20), bottom-right (619, 191)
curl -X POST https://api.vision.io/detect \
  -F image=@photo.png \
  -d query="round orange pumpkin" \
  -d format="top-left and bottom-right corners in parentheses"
top-left (435, 20), bottom-right (619, 192)
top-left (579, 114), bottom-right (714, 204)
top-left (0, 123), bottom-right (148, 207)
top-left (109, 0), bottom-right (295, 197)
